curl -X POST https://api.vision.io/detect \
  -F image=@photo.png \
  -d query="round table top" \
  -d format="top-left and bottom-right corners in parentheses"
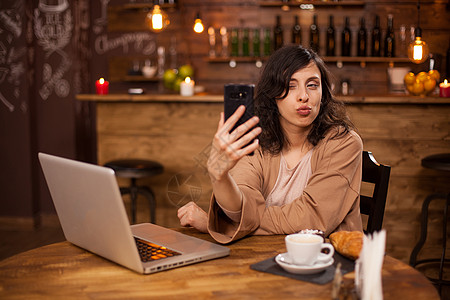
top-left (0, 229), bottom-right (440, 299)
top-left (422, 153), bottom-right (450, 172)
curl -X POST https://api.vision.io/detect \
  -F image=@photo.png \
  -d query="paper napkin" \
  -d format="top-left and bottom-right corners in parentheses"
top-left (355, 230), bottom-right (386, 300)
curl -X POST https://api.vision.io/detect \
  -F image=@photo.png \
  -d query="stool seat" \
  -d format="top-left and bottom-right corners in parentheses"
top-left (421, 153), bottom-right (450, 172)
top-left (104, 159), bottom-right (164, 179)
top-left (104, 159), bottom-right (164, 224)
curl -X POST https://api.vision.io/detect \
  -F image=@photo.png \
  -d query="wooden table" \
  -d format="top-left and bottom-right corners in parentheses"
top-left (0, 228), bottom-right (439, 299)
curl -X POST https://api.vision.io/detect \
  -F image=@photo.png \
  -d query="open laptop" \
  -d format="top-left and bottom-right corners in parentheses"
top-left (38, 152), bottom-right (229, 274)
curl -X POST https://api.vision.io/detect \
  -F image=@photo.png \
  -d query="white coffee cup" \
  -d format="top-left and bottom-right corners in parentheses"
top-left (285, 233), bottom-right (334, 266)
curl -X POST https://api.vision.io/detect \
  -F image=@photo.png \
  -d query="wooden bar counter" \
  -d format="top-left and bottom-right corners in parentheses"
top-left (77, 93), bottom-right (450, 264)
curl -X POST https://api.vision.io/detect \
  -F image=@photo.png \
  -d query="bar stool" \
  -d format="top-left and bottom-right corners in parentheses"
top-left (104, 159), bottom-right (164, 224)
top-left (409, 153), bottom-right (450, 295)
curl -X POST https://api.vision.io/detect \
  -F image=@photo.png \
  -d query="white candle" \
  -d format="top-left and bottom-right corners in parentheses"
top-left (180, 77), bottom-right (195, 96)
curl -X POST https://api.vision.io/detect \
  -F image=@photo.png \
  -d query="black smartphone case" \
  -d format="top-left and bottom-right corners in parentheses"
top-left (224, 83), bottom-right (255, 132)
top-left (224, 84), bottom-right (256, 155)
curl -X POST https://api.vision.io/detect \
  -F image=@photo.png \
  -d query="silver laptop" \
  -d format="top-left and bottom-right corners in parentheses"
top-left (38, 152), bottom-right (229, 274)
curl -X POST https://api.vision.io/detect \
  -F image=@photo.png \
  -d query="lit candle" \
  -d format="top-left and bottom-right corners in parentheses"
top-left (180, 77), bottom-right (195, 96)
top-left (96, 78), bottom-right (109, 95)
top-left (439, 79), bottom-right (450, 98)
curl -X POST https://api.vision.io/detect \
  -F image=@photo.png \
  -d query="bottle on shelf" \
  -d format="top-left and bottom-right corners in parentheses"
top-left (292, 15), bottom-right (301, 45)
top-left (242, 28), bottom-right (250, 56)
top-left (310, 14), bottom-right (320, 53)
top-left (253, 28), bottom-right (261, 57)
top-left (384, 14), bottom-right (395, 57)
top-left (169, 36), bottom-right (177, 69)
top-left (371, 15), bottom-right (381, 57)
top-left (220, 26), bottom-right (228, 57)
top-left (231, 28), bottom-right (239, 57)
top-left (341, 16), bottom-right (352, 57)
top-left (157, 46), bottom-right (165, 78)
top-left (326, 15), bottom-right (335, 56)
top-left (399, 24), bottom-right (407, 57)
top-left (409, 26), bottom-right (416, 47)
top-left (264, 28), bottom-right (272, 56)
top-left (208, 27), bottom-right (216, 58)
top-left (357, 17), bottom-right (367, 57)
top-left (274, 15), bottom-right (284, 51)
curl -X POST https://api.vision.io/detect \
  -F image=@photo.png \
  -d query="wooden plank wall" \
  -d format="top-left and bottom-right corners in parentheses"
top-left (347, 103), bottom-right (450, 260)
top-left (96, 100), bottom-right (450, 263)
top-left (106, 0), bottom-right (450, 94)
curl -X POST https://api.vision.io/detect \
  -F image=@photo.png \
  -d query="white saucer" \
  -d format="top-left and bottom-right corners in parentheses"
top-left (275, 253), bottom-right (334, 275)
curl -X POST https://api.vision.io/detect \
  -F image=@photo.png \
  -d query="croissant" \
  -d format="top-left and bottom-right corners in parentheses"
top-left (329, 231), bottom-right (364, 260)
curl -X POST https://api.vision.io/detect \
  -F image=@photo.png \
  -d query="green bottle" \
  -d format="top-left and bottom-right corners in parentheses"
top-left (231, 28), bottom-right (239, 57)
top-left (264, 28), bottom-right (272, 56)
top-left (253, 29), bottom-right (260, 57)
top-left (242, 28), bottom-right (250, 56)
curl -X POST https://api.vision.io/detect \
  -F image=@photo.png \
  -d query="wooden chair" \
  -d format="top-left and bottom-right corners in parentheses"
top-left (360, 151), bottom-right (391, 234)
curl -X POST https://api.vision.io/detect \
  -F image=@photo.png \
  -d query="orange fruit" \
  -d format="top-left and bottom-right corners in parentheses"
top-left (406, 84), bottom-right (414, 93)
top-left (404, 72), bottom-right (416, 85)
top-left (423, 76), bottom-right (436, 93)
top-left (428, 70), bottom-right (440, 82)
top-left (412, 79), bottom-right (424, 95)
top-left (416, 72), bottom-right (428, 83)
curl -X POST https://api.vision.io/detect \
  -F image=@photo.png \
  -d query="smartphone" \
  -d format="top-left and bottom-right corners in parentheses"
top-left (224, 83), bottom-right (257, 154)
top-left (224, 83), bottom-right (255, 130)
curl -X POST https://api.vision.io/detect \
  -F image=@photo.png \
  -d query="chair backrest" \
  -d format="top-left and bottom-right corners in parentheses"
top-left (360, 151), bottom-right (391, 234)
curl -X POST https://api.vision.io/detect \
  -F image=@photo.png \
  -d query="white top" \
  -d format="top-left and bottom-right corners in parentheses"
top-left (266, 149), bottom-right (314, 207)
top-left (220, 149), bottom-right (314, 222)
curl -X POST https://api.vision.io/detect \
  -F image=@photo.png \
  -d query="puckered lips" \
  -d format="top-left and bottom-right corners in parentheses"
top-left (296, 105), bottom-right (311, 116)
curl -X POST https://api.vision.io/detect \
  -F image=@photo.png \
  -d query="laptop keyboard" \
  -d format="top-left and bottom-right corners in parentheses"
top-left (134, 237), bottom-right (181, 262)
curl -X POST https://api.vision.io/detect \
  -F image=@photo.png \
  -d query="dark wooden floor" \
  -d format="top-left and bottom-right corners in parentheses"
top-left (0, 226), bottom-right (65, 261)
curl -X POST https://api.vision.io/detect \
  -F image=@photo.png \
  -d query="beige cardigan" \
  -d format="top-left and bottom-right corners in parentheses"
top-left (207, 129), bottom-right (363, 244)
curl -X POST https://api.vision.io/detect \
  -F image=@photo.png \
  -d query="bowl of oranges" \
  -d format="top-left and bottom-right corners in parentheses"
top-left (404, 70), bottom-right (440, 96)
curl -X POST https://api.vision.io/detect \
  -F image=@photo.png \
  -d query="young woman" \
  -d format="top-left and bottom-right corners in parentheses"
top-left (178, 45), bottom-right (363, 243)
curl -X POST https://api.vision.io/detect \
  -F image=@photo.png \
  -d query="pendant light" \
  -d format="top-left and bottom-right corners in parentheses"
top-left (146, 1), bottom-right (170, 33)
top-left (281, 0), bottom-right (290, 11)
top-left (408, 0), bottom-right (429, 64)
top-left (193, 13), bottom-right (204, 33)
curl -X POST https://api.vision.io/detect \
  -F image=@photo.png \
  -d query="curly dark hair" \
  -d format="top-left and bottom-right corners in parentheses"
top-left (254, 45), bottom-right (354, 155)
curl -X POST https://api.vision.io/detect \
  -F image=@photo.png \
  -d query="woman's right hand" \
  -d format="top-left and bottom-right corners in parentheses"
top-left (177, 201), bottom-right (208, 233)
top-left (207, 105), bottom-right (261, 182)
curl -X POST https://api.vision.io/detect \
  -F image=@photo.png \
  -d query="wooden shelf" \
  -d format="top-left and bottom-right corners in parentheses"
top-left (123, 75), bottom-right (160, 82)
top-left (260, 1), bottom-right (365, 8)
top-left (206, 57), bottom-right (268, 63)
top-left (206, 56), bottom-right (412, 64)
top-left (324, 57), bottom-right (411, 63)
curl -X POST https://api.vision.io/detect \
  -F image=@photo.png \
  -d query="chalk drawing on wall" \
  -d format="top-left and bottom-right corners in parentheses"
top-left (95, 32), bottom-right (157, 56)
top-left (93, 0), bottom-right (110, 34)
top-left (0, 2), bottom-right (25, 113)
top-left (34, 0), bottom-right (73, 100)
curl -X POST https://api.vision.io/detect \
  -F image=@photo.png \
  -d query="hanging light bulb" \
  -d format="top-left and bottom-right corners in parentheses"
top-left (146, 4), bottom-right (170, 33)
top-left (281, 0), bottom-right (290, 11)
top-left (408, 1), bottom-right (429, 64)
top-left (193, 13), bottom-right (204, 33)
top-left (408, 28), bottom-right (429, 64)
